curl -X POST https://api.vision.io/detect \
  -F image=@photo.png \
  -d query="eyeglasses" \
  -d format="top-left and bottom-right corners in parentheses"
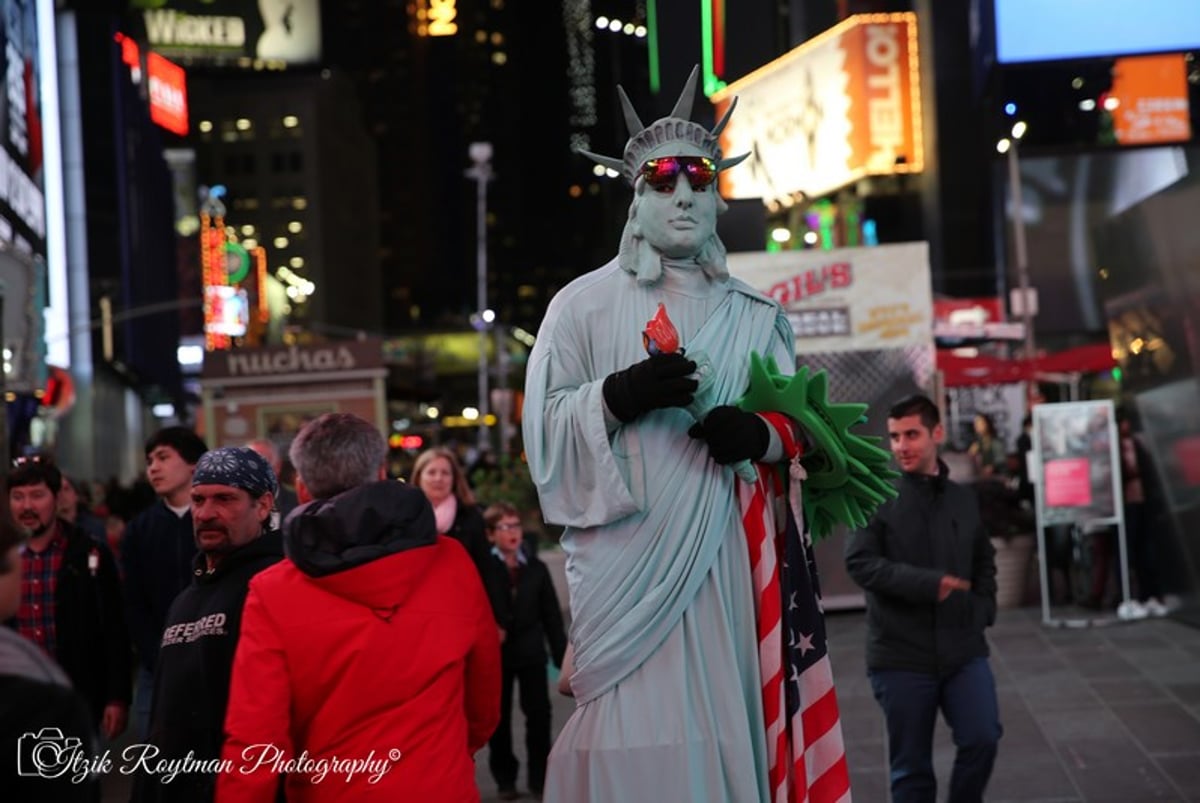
top-left (493, 522), bottom-right (522, 532)
top-left (640, 156), bottom-right (717, 193)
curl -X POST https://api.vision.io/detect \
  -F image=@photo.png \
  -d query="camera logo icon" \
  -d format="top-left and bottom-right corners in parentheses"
top-left (17, 728), bottom-right (83, 779)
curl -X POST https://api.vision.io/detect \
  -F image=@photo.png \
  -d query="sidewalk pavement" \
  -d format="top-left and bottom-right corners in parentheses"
top-left (102, 559), bottom-right (1200, 802)
top-left (472, 605), bottom-right (1200, 803)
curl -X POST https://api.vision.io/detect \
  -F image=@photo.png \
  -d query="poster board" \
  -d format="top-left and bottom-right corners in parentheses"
top-left (1031, 400), bottom-right (1129, 625)
top-left (730, 244), bottom-right (936, 609)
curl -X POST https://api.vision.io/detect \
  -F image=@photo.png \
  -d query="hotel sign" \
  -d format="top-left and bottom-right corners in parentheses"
top-left (712, 13), bottom-right (923, 205)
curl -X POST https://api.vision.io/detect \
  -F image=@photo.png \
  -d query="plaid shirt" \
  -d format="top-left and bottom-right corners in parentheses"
top-left (17, 532), bottom-right (66, 654)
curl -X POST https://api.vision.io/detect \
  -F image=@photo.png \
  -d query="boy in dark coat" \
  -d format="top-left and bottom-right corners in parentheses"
top-left (481, 502), bottom-right (567, 801)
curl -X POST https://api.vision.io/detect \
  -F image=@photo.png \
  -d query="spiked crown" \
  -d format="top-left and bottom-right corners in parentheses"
top-left (578, 65), bottom-right (750, 185)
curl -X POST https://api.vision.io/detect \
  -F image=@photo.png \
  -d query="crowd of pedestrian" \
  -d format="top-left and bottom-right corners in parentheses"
top-left (0, 416), bottom-right (566, 801)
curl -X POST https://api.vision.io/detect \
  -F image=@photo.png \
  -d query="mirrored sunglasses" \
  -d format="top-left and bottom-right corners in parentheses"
top-left (640, 156), bottom-right (717, 193)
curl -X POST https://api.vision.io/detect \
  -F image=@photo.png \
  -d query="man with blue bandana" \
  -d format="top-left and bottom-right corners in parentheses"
top-left (133, 447), bottom-right (284, 803)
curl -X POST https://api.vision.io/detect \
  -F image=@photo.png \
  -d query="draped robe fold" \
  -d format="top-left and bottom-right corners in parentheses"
top-left (523, 258), bottom-right (796, 802)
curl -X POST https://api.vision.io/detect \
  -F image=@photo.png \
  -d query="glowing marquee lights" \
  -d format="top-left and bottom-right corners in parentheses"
top-left (412, 0), bottom-right (458, 37)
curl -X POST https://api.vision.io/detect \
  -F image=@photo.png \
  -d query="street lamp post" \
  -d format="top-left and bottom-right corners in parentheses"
top-left (999, 122), bottom-right (1036, 364)
top-left (466, 142), bottom-right (493, 455)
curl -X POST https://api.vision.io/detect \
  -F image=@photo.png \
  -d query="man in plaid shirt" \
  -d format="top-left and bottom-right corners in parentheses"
top-left (7, 457), bottom-right (131, 740)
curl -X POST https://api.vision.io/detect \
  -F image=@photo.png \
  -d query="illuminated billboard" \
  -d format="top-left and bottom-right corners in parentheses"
top-left (1110, 54), bottom-right (1191, 147)
top-left (128, 0), bottom-right (322, 67)
top-left (711, 13), bottom-right (923, 205)
top-left (410, 0), bottom-right (458, 37)
top-left (134, 48), bottom-right (189, 136)
top-left (995, 0), bottom-right (1200, 64)
top-left (1, 0), bottom-right (47, 257)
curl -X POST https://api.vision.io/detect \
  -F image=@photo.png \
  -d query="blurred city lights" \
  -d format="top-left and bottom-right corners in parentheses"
top-left (592, 164), bottom-right (606, 176)
top-left (604, 167), bottom-right (619, 178)
top-left (177, 345), bottom-right (204, 366)
top-left (482, 308), bottom-right (496, 324)
top-left (608, 19), bottom-right (622, 32)
top-left (1004, 102), bottom-right (1017, 116)
top-left (770, 227), bottom-right (791, 243)
top-left (1079, 98), bottom-right (1097, 111)
top-left (635, 25), bottom-right (647, 37)
top-left (426, 406), bottom-right (440, 419)
top-left (287, 220), bottom-right (303, 233)
top-left (1071, 77), bottom-right (1084, 89)
top-left (996, 138), bottom-right (1011, 154)
top-left (623, 23), bottom-right (635, 34)
top-left (1103, 96), bottom-right (1120, 110)
top-left (152, 403), bottom-right (176, 418)
top-left (289, 256), bottom-right (304, 268)
top-left (273, 236), bottom-right (288, 248)
top-left (243, 238), bottom-right (257, 249)
top-left (240, 224), bottom-right (254, 236)
top-left (595, 16), bottom-right (609, 28)
top-left (1011, 121), bottom-right (1027, 139)
top-left (235, 118), bottom-right (252, 131)
top-left (282, 115), bottom-right (299, 128)
top-left (198, 120), bottom-right (213, 133)
top-left (803, 231), bottom-right (819, 245)
top-left (463, 406), bottom-right (480, 420)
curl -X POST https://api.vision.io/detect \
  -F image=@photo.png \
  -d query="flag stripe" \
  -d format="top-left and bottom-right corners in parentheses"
top-left (739, 450), bottom-right (851, 803)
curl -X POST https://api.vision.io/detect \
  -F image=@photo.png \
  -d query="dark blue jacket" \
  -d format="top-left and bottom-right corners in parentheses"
top-left (122, 502), bottom-right (196, 671)
top-left (845, 461), bottom-right (997, 675)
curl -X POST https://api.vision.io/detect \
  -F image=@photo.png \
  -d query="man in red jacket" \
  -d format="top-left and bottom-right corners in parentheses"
top-left (219, 413), bottom-right (501, 802)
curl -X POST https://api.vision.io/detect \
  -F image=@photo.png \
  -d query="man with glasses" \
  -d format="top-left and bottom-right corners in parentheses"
top-left (480, 501), bottom-right (567, 800)
top-left (6, 456), bottom-right (131, 742)
top-left (523, 68), bottom-right (822, 802)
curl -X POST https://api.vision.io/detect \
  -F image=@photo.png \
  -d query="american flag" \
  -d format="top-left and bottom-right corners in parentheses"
top-left (740, 417), bottom-right (851, 803)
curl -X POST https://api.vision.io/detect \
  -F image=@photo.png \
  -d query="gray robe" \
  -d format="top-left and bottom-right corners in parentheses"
top-left (524, 257), bottom-right (795, 802)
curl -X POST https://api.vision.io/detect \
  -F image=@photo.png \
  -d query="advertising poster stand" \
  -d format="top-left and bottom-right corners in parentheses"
top-left (1032, 400), bottom-right (1129, 627)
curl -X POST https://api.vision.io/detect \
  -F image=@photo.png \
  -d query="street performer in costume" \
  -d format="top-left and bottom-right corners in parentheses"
top-left (523, 66), bottom-right (896, 802)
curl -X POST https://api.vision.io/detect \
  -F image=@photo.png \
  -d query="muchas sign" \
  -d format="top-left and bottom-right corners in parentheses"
top-left (711, 13), bottom-right (923, 204)
top-left (728, 242), bottom-right (932, 353)
top-left (202, 338), bottom-right (384, 380)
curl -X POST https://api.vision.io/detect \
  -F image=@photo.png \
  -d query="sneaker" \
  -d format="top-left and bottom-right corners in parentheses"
top-left (1117, 600), bottom-right (1148, 620)
top-left (1143, 597), bottom-right (1169, 617)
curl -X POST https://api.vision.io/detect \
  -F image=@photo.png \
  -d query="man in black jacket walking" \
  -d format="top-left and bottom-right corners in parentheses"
top-left (134, 446), bottom-right (282, 802)
top-left (845, 394), bottom-right (1001, 803)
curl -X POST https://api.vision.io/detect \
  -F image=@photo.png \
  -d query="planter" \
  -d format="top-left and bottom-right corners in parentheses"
top-left (992, 535), bottom-right (1035, 609)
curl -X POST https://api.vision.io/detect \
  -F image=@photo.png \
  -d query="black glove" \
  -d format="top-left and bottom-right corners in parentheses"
top-left (602, 353), bottom-right (698, 423)
top-left (688, 405), bottom-right (769, 464)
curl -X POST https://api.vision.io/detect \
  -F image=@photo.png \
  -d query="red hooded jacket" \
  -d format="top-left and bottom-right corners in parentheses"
top-left (217, 482), bottom-right (500, 802)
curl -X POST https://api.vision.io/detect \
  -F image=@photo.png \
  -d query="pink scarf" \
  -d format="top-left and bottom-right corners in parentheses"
top-left (432, 495), bottom-right (458, 535)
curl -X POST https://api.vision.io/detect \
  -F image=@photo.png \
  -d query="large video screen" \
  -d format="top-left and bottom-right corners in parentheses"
top-left (995, 0), bottom-right (1200, 64)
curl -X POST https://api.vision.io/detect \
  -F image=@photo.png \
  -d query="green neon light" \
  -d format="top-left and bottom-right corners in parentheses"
top-left (224, 241), bottom-right (251, 284)
top-left (647, 0), bottom-right (660, 93)
top-left (699, 0), bottom-right (725, 97)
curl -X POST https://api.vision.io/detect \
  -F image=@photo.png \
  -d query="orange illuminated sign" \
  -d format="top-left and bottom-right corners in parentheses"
top-left (711, 13), bottom-right (923, 204)
top-left (1111, 53), bottom-right (1191, 146)
top-left (147, 51), bottom-right (188, 136)
top-left (412, 0), bottom-right (458, 37)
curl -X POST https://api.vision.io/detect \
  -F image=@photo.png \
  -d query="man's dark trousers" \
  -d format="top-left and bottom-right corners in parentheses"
top-left (869, 656), bottom-right (1001, 803)
top-left (489, 662), bottom-right (552, 794)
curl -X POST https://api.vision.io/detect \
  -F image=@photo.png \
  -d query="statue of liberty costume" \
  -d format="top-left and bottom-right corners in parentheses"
top-left (524, 67), bottom-right (894, 803)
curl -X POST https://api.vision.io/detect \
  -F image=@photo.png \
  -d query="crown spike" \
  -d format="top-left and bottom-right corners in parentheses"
top-left (717, 151), bottom-right (751, 171)
top-left (616, 86), bottom-right (645, 137)
top-left (712, 96), bottom-right (738, 137)
top-left (669, 65), bottom-right (701, 121)
top-left (575, 147), bottom-right (627, 174)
